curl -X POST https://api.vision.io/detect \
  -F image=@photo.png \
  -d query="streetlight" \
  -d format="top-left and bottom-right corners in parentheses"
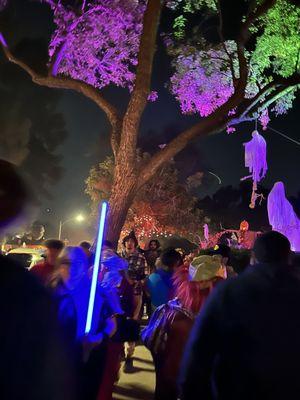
top-left (58, 214), bottom-right (85, 240)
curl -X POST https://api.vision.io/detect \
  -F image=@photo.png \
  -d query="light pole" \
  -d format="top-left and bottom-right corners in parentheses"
top-left (58, 214), bottom-right (85, 240)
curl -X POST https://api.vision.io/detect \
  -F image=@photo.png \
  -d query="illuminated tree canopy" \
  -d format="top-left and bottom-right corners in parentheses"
top-left (167, 0), bottom-right (299, 127)
top-left (46, 0), bottom-right (146, 89)
top-left (86, 153), bottom-right (204, 241)
top-left (0, 0), bottom-right (299, 243)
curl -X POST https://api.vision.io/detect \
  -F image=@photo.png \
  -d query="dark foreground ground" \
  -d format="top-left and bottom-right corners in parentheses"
top-left (113, 345), bottom-right (155, 400)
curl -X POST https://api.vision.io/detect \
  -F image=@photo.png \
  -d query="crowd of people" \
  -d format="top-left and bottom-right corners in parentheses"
top-left (2, 160), bottom-right (300, 400)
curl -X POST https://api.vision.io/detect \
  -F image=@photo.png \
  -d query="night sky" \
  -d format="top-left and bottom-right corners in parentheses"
top-left (0, 0), bottom-right (299, 238)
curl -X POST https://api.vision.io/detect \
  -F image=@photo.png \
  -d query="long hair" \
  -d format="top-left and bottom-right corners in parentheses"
top-left (173, 266), bottom-right (215, 315)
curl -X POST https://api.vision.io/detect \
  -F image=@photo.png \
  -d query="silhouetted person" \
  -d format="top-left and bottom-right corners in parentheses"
top-left (0, 160), bottom-right (73, 400)
top-left (79, 241), bottom-right (95, 267)
top-left (180, 231), bottom-right (300, 400)
top-left (31, 239), bottom-right (64, 284)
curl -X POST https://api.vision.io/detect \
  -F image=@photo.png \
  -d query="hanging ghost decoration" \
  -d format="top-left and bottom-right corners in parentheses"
top-left (267, 181), bottom-right (300, 252)
top-left (242, 130), bottom-right (267, 208)
top-left (203, 223), bottom-right (209, 241)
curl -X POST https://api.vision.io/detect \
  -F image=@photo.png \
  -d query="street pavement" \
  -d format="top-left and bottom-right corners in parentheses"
top-left (113, 344), bottom-right (155, 400)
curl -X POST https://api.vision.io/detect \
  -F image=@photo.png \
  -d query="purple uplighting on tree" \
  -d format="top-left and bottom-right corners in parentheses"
top-left (268, 182), bottom-right (300, 252)
top-left (169, 46), bottom-right (235, 117)
top-left (47, 0), bottom-right (146, 89)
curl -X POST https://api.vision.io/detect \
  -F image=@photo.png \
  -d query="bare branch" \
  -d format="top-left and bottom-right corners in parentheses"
top-left (0, 37), bottom-right (122, 156)
top-left (138, 110), bottom-right (229, 187)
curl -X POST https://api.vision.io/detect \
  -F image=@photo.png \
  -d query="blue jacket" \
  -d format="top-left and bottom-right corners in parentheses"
top-left (147, 268), bottom-right (174, 308)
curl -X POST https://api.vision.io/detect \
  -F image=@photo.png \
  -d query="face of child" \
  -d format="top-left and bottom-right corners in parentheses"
top-left (149, 241), bottom-right (157, 250)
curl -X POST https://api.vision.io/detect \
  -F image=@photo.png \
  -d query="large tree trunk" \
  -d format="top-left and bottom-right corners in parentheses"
top-left (106, 163), bottom-right (137, 246)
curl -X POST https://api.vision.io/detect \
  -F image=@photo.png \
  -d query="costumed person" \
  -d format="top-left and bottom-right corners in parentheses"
top-left (97, 241), bottom-right (140, 400)
top-left (50, 246), bottom-right (117, 400)
top-left (142, 255), bottom-right (225, 400)
top-left (144, 239), bottom-right (161, 273)
top-left (210, 244), bottom-right (237, 278)
top-left (121, 231), bottom-right (148, 373)
top-left (179, 232), bottom-right (300, 400)
top-left (243, 130), bottom-right (267, 208)
top-left (146, 248), bottom-right (183, 310)
top-left (30, 239), bottom-right (64, 285)
top-left (143, 239), bottom-right (162, 319)
top-left (80, 241), bottom-right (95, 267)
top-left (267, 182), bottom-right (300, 252)
top-left (0, 160), bottom-right (74, 400)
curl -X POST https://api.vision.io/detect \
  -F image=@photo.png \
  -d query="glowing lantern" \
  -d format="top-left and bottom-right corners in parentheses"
top-left (240, 220), bottom-right (249, 232)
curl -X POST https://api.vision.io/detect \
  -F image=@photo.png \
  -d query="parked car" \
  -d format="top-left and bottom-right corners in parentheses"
top-left (6, 247), bottom-right (45, 269)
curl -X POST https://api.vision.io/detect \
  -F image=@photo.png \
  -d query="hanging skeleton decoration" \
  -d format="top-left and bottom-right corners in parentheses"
top-left (242, 130), bottom-right (267, 208)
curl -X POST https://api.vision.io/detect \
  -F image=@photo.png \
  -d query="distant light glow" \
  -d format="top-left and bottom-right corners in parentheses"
top-left (75, 214), bottom-right (84, 222)
top-left (85, 201), bottom-right (108, 334)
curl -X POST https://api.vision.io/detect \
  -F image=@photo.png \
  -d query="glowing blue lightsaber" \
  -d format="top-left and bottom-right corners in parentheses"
top-left (85, 201), bottom-right (108, 334)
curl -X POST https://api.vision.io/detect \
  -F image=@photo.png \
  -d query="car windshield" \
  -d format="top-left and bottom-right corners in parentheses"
top-left (6, 253), bottom-right (33, 269)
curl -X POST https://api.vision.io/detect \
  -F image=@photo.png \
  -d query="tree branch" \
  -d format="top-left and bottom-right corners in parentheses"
top-left (0, 37), bottom-right (122, 156)
top-left (119, 0), bottom-right (162, 165)
top-left (138, 71), bottom-right (300, 187)
top-left (234, 0), bottom-right (276, 97)
top-left (239, 0), bottom-right (276, 44)
top-left (216, 0), bottom-right (236, 82)
top-left (229, 74), bottom-right (300, 125)
top-left (138, 110), bottom-right (229, 188)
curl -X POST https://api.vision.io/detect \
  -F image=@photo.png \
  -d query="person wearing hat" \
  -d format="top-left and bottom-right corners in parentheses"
top-left (142, 255), bottom-right (224, 400)
top-left (210, 243), bottom-right (237, 278)
top-left (121, 231), bottom-right (147, 372)
top-left (179, 231), bottom-right (300, 400)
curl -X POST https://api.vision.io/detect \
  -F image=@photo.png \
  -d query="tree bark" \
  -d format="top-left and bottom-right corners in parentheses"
top-left (105, 164), bottom-right (137, 246)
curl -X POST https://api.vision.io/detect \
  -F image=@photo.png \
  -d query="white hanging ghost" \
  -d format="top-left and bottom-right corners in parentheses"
top-left (267, 181), bottom-right (300, 252)
top-left (242, 130), bottom-right (267, 208)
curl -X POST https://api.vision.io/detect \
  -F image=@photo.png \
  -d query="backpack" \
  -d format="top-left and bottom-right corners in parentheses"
top-left (141, 299), bottom-right (193, 356)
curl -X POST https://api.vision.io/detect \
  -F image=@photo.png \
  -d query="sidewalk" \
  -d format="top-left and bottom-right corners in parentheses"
top-left (113, 344), bottom-right (155, 400)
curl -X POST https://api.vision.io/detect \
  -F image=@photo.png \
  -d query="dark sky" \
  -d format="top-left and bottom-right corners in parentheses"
top-left (1, 0), bottom-right (299, 237)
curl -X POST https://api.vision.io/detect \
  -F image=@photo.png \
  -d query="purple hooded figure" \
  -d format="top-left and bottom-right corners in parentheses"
top-left (243, 130), bottom-right (267, 208)
top-left (267, 182), bottom-right (300, 252)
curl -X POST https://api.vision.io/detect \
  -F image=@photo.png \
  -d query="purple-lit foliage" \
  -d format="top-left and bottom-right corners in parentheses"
top-left (168, 43), bottom-right (235, 117)
top-left (45, 0), bottom-right (146, 89)
top-left (167, 39), bottom-right (296, 128)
